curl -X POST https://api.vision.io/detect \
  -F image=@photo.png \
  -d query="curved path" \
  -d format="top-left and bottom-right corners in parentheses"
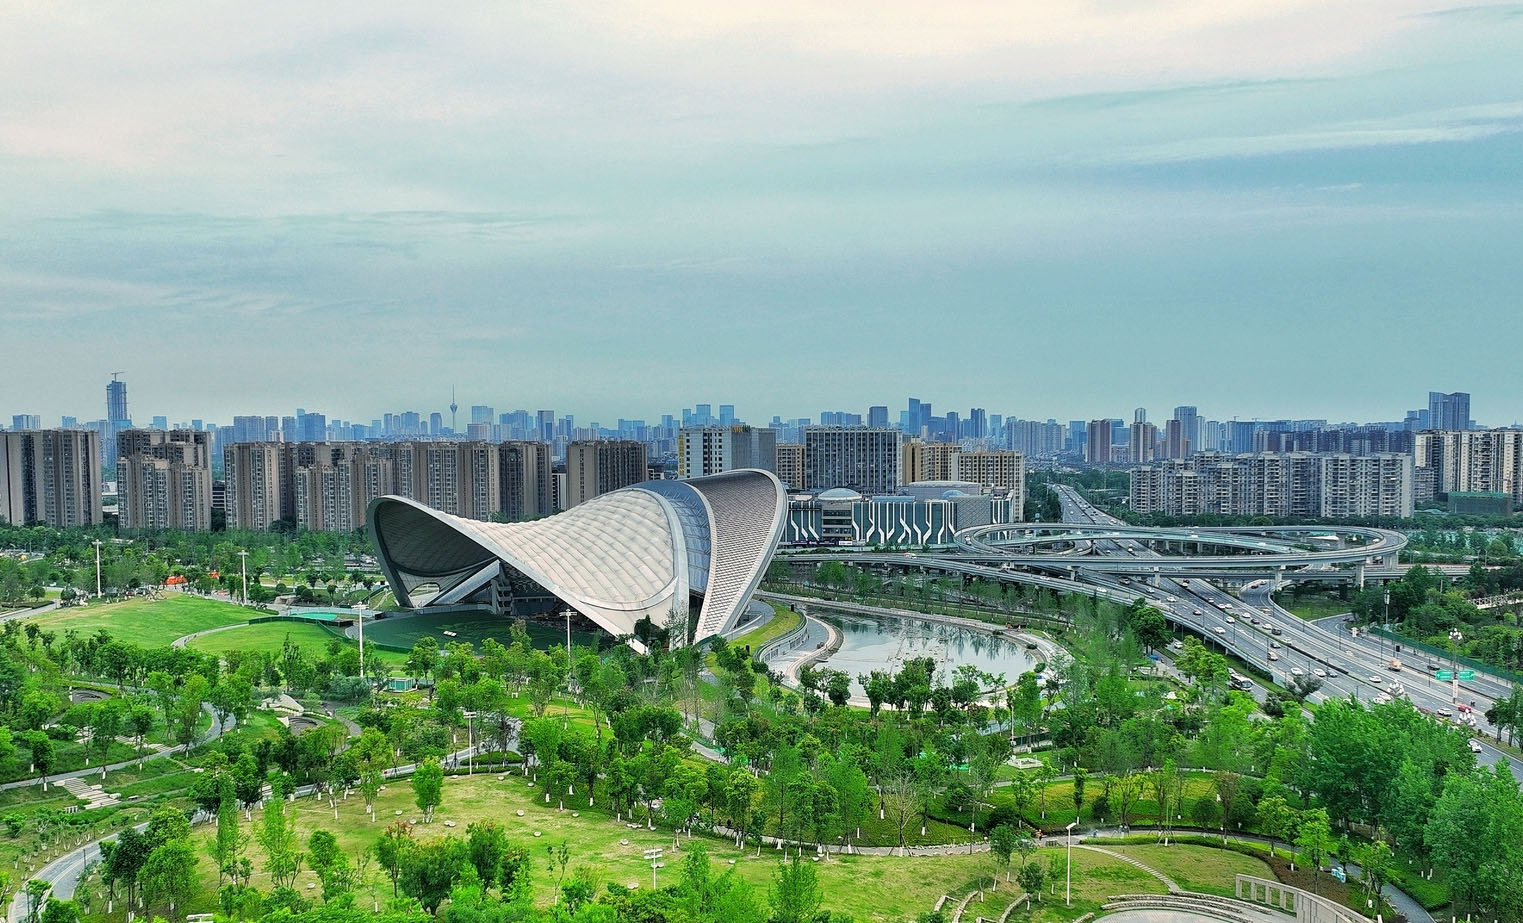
top-left (0, 703), bottom-right (229, 793)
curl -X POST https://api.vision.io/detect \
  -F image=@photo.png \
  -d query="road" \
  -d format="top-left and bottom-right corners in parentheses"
top-left (1047, 485), bottom-right (1523, 782)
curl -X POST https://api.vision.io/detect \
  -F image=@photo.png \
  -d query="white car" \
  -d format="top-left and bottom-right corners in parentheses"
top-left (1290, 667), bottom-right (1305, 677)
top-left (1214, 626), bottom-right (1227, 635)
top-left (1368, 675), bottom-right (1383, 685)
top-left (1313, 668), bottom-right (1327, 678)
top-left (1225, 617), bottom-right (1236, 624)
top-left (1469, 739), bottom-right (1484, 753)
top-left (1166, 596), bottom-right (1177, 603)
top-left (1193, 609), bottom-right (1204, 617)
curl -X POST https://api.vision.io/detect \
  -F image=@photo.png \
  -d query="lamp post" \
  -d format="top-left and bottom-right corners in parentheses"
top-left (93, 539), bottom-right (103, 598)
top-left (1448, 629), bottom-right (1463, 704)
top-left (239, 549), bottom-right (249, 604)
top-left (352, 603), bottom-right (366, 679)
top-left (1065, 820), bottom-right (1078, 906)
top-left (462, 711), bottom-right (476, 775)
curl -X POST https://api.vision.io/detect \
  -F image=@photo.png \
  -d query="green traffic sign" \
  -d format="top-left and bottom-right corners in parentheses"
top-left (1459, 670), bottom-right (1476, 681)
top-left (1437, 670), bottom-right (1453, 681)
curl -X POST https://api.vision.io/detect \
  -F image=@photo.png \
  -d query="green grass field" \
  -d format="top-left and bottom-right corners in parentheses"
top-left (363, 609), bottom-right (602, 652)
top-left (1272, 592), bottom-right (1355, 621)
top-left (189, 621), bottom-right (348, 656)
top-left (26, 594), bottom-right (262, 647)
top-left (104, 774), bottom-right (1265, 923)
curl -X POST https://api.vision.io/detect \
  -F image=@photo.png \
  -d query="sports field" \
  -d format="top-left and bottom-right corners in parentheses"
top-left (362, 608), bottom-right (603, 651)
top-left (25, 593), bottom-right (260, 647)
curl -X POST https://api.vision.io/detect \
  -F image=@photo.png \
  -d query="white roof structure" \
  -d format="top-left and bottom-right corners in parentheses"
top-left (368, 468), bottom-right (786, 646)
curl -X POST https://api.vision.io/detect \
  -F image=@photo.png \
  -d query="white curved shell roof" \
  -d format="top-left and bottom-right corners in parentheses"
top-left (368, 468), bottom-right (785, 646)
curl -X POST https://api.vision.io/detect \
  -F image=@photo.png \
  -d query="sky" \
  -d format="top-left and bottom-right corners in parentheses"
top-left (2, 1), bottom-right (1520, 427)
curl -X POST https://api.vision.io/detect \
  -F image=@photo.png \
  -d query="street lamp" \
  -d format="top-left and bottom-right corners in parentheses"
top-left (1448, 629), bottom-right (1463, 704)
top-left (1065, 821), bottom-right (1078, 906)
top-left (239, 549), bottom-right (249, 604)
top-left (462, 711), bottom-right (476, 775)
top-left (93, 539), bottom-right (103, 599)
top-left (352, 603), bottom-right (366, 678)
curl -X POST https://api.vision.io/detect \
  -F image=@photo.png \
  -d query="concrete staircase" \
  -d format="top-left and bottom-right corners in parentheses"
top-left (60, 777), bottom-right (119, 809)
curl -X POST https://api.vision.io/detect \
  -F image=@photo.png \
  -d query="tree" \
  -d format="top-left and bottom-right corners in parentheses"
top-left (1017, 861), bottom-right (1046, 900)
top-left (413, 756), bottom-right (444, 822)
top-left (254, 790), bottom-right (302, 889)
top-left (1353, 839), bottom-right (1393, 910)
top-left (374, 822), bottom-right (414, 898)
top-left (211, 789), bottom-right (243, 886)
top-left (140, 841), bottom-right (198, 921)
top-left (990, 824), bottom-right (1018, 882)
top-left (1071, 767), bottom-right (1087, 821)
top-left (399, 836), bottom-right (469, 913)
top-left (1257, 795), bottom-right (1293, 857)
top-left (1294, 808), bottom-right (1335, 890)
top-left (768, 856), bottom-right (823, 923)
top-left (24, 879), bottom-right (49, 923)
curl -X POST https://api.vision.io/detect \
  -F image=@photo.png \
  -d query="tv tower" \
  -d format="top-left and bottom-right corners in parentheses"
top-left (450, 386), bottom-right (458, 433)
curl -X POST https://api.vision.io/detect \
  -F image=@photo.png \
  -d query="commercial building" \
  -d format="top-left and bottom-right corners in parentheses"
top-left (116, 429), bottom-right (213, 530)
top-left (566, 440), bottom-right (649, 507)
top-left (803, 426), bottom-right (901, 494)
top-left (677, 425), bottom-right (777, 479)
top-left (1428, 391), bottom-right (1471, 431)
top-left (774, 443), bottom-right (804, 490)
top-left (1130, 452), bottom-right (1414, 518)
top-left (784, 482), bottom-right (1020, 547)
top-left (368, 469), bottom-right (787, 648)
top-left (0, 429), bottom-right (103, 527)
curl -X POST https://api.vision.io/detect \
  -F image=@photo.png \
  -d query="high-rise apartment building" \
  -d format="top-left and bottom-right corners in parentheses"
top-left (0, 430), bottom-right (103, 527)
top-left (775, 443), bottom-right (805, 490)
top-left (498, 441), bottom-right (553, 521)
top-left (1163, 419), bottom-right (1190, 459)
top-left (1086, 420), bottom-right (1115, 466)
top-left (678, 426), bottom-right (778, 479)
top-left (1171, 406), bottom-right (1199, 452)
top-left (117, 429), bottom-right (213, 531)
top-left (1131, 452), bottom-right (1413, 518)
top-left (565, 440), bottom-right (648, 507)
top-left (803, 426), bottom-right (901, 495)
top-left (1129, 421), bottom-right (1159, 464)
top-left (1414, 430), bottom-right (1523, 506)
top-left (223, 443), bottom-right (284, 531)
top-left (901, 441), bottom-right (960, 484)
top-left (1428, 392), bottom-right (1472, 431)
top-left (951, 451), bottom-right (1027, 515)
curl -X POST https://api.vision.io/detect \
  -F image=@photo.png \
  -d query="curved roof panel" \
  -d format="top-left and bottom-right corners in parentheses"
top-left (368, 468), bottom-right (785, 645)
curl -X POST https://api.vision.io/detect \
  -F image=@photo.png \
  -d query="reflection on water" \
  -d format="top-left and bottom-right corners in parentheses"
top-left (812, 607), bottom-right (1042, 696)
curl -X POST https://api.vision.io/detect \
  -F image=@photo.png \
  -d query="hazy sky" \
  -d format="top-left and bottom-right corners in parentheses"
top-left (3, 1), bottom-right (1520, 427)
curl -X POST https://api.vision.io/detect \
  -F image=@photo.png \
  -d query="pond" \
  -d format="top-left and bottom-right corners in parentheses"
top-left (809, 606), bottom-right (1045, 697)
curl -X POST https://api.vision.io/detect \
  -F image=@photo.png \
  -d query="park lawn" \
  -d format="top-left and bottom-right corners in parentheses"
top-left (29, 594), bottom-right (261, 647)
top-left (1272, 592), bottom-right (1354, 621)
top-left (984, 772), bottom-right (1222, 833)
top-left (1107, 843), bottom-right (1271, 897)
top-left (730, 600), bottom-right (802, 658)
top-left (148, 775), bottom-right (1175, 923)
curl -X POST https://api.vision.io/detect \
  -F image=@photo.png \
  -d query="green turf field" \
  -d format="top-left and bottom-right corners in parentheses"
top-left (363, 609), bottom-right (602, 652)
top-left (25, 594), bottom-right (261, 647)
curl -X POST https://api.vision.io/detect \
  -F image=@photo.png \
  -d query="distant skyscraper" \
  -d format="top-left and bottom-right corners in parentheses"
top-left (868, 406), bottom-right (889, 429)
top-left (106, 375), bottom-right (129, 426)
top-left (537, 410), bottom-right (555, 443)
top-left (430, 412), bottom-right (443, 435)
top-left (1428, 391), bottom-right (1471, 431)
top-left (1086, 420), bottom-right (1115, 465)
top-left (471, 405), bottom-right (495, 425)
top-left (10, 415), bottom-right (40, 430)
top-left (1172, 406), bottom-right (1200, 453)
top-left (1134, 407), bottom-right (1147, 424)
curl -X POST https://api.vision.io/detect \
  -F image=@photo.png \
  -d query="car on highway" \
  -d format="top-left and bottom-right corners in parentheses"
top-left (1313, 668), bottom-right (1327, 678)
top-left (1291, 667), bottom-right (1304, 676)
top-left (1225, 616), bottom-right (1236, 624)
top-left (1193, 609), bottom-right (1204, 617)
top-left (1269, 651), bottom-right (1280, 661)
top-left (1270, 641), bottom-right (1281, 649)
top-left (1270, 627), bottom-right (1282, 636)
top-left (1214, 626), bottom-right (1227, 635)
top-left (1437, 708), bottom-right (1453, 719)
top-left (1166, 596), bottom-right (1177, 603)
top-left (1469, 739), bottom-right (1485, 753)
top-left (1368, 675), bottom-right (1383, 685)
top-left (1249, 617), bottom-right (1260, 625)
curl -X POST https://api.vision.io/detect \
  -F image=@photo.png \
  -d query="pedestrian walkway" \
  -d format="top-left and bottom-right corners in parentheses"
top-left (59, 777), bottom-right (118, 809)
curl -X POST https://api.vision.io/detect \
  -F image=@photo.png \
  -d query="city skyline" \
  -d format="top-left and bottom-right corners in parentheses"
top-left (3, 1), bottom-right (1521, 421)
top-left (1, 375), bottom-right (1506, 433)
